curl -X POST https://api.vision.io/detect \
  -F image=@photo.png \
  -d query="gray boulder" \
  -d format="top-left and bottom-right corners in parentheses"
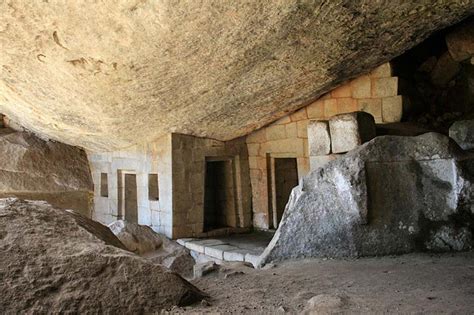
top-left (109, 220), bottom-right (196, 278)
top-left (449, 120), bottom-right (474, 150)
top-left (259, 133), bottom-right (474, 265)
top-left (108, 220), bottom-right (164, 254)
top-left (0, 198), bottom-right (203, 313)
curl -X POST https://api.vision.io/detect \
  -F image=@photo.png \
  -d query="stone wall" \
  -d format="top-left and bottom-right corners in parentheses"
top-left (89, 133), bottom-right (252, 238)
top-left (171, 134), bottom-right (252, 238)
top-left (88, 134), bottom-right (173, 236)
top-left (246, 62), bottom-right (403, 229)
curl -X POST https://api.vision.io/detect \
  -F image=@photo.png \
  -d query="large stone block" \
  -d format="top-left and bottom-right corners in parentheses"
top-left (372, 77), bottom-right (398, 97)
top-left (259, 133), bottom-right (474, 265)
top-left (336, 98), bottom-right (357, 114)
top-left (370, 62), bottom-right (392, 78)
top-left (382, 95), bottom-right (403, 123)
top-left (357, 98), bottom-right (382, 119)
top-left (329, 112), bottom-right (376, 153)
top-left (306, 99), bottom-right (325, 119)
top-left (330, 84), bottom-right (351, 98)
top-left (266, 124), bottom-right (287, 140)
top-left (290, 108), bottom-right (307, 121)
top-left (307, 120), bottom-right (331, 156)
top-left (350, 76), bottom-right (371, 98)
top-left (323, 99), bottom-right (338, 118)
top-left (449, 120), bottom-right (474, 150)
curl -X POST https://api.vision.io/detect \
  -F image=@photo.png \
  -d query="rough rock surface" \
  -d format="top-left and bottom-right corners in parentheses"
top-left (0, 129), bottom-right (93, 216)
top-left (0, 198), bottom-right (203, 313)
top-left (108, 220), bottom-right (163, 254)
top-left (449, 119), bottom-right (474, 150)
top-left (260, 133), bottom-right (474, 264)
top-left (109, 220), bottom-right (196, 278)
top-left (1, 2), bottom-right (473, 150)
top-left (0, 129), bottom-right (91, 192)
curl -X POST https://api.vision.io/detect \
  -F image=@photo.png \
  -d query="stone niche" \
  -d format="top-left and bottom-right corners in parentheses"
top-left (0, 127), bottom-right (93, 217)
top-left (246, 62), bottom-right (403, 230)
top-left (88, 133), bottom-right (252, 239)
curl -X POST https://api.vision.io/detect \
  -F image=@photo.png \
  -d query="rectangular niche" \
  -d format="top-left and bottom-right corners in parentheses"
top-left (100, 173), bottom-right (108, 197)
top-left (148, 174), bottom-right (159, 200)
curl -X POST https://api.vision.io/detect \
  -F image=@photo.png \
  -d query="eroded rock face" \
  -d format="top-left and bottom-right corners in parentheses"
top-left (1, 2), bottom-right (473, 150)
top-left (0, 198), bottom-right (203, 313)
top-left (109, 220), bottom-right (196, 278)
top-left (0, 129), bottom-right (93, 216)
top-left (260, 133), bottom-right (474, 264)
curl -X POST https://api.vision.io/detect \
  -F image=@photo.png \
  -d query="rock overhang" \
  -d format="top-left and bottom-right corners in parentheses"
top-left (1, 1), bottom-right (473, 151)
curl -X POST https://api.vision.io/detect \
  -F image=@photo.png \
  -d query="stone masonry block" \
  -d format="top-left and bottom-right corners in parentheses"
top-left (246, 129), bottom-right (266, 144)
top-left (324, 99), bottom-right (338, 118)
top-left (266, 124), bottom-right (286, 141)
top-left (286, 122), bottom-right (297, 138)
top-left (329, 112), bottom-right (376, 153)
top-left (247, 143), bottom-right (260, 156)
top-left (307, 120), bottom-right (331, 155)
top-left (357, 98), bottom-right (382, 119)
top-left (382, 95), bottom-right (403, 122)
top-left (337, 98), bottom-right (357, 114)
top-left (370, 62), bottom-right (392, 78)
top-left (297, 120), bottom-right (308, 138)
top-left (290, 108), bottom-right (308, 121)
top-left (372, 77), bottom-right (398, 97)
top-left (273, 116), bottom-right (291, 125)
top-left (331, 83), bottom-right (351, 98)
top-left (351, 75), bottom-right (371, 98)
top-left (306, 99), bottom-right (325, 119)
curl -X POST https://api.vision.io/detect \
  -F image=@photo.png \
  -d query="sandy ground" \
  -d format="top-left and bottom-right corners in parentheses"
top-left (169, 251), bottom-right (474, 314)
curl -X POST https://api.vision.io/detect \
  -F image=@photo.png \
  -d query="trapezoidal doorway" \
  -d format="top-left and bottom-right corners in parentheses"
top-left (269, 157), bottom-right (298, 229)
top-left (118, 171), bottom-right (138, 224)
top-left (204, 159), bottom-right (237, 232)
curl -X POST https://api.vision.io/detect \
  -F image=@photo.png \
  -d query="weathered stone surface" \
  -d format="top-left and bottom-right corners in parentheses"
top-left (309, 154), bottom-right (341, 171)
top-left (307, 120), bottom-right (331, 156)
top-left (1, 2), bottom-right (473, 151)
top-left (329, 112), bottom-right (376, 153)
top-left (449, 120), bottom-right (474, 150)
top-left (0, 129), bottom-right (93, 216)
top-left (109, 220), bottom-right (196, 278)
top-left (109, 220), bottom-right (163, 254)
top-left (259, 133), bottom-right (474, 264)
top-left (194, 261), bottom-right (219, 278)
top-left (382, 95), bottom-right (403, 123)
top-left (0, 130), bottom-right (91, 192)
top-left (0, 198), bottom-right (203, 313)
top-left (446, 17), bottom-right (474, 62)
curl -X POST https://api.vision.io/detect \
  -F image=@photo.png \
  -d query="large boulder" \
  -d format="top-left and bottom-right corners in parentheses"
top-left (0, 198), bottom-right (204, 313)
top-left (0, 129), bottom-right (93, 216)
top-left (260, 133), bottom-right (474, 265)
top-left (108, 220), bottom-right (163, 254)
top-left (449, 119), bottom-right (474, 150)
top-left (109, 220), bottom-right (196, 278)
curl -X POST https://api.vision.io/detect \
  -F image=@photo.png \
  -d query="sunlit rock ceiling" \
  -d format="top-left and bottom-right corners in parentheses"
top-left (1, 1), bottom-right (473, 151)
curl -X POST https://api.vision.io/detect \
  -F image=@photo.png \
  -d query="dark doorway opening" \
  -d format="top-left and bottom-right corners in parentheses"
top-left (204, 160), bottom-right (236, 232)
top-left (273, 158), bottom-right (298, 228)
top-left (118, 172), bottom-right (138, 224)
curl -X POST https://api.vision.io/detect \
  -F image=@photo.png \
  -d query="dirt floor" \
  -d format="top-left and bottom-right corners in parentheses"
top-left (169, 251), bottom-right (474, 314)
